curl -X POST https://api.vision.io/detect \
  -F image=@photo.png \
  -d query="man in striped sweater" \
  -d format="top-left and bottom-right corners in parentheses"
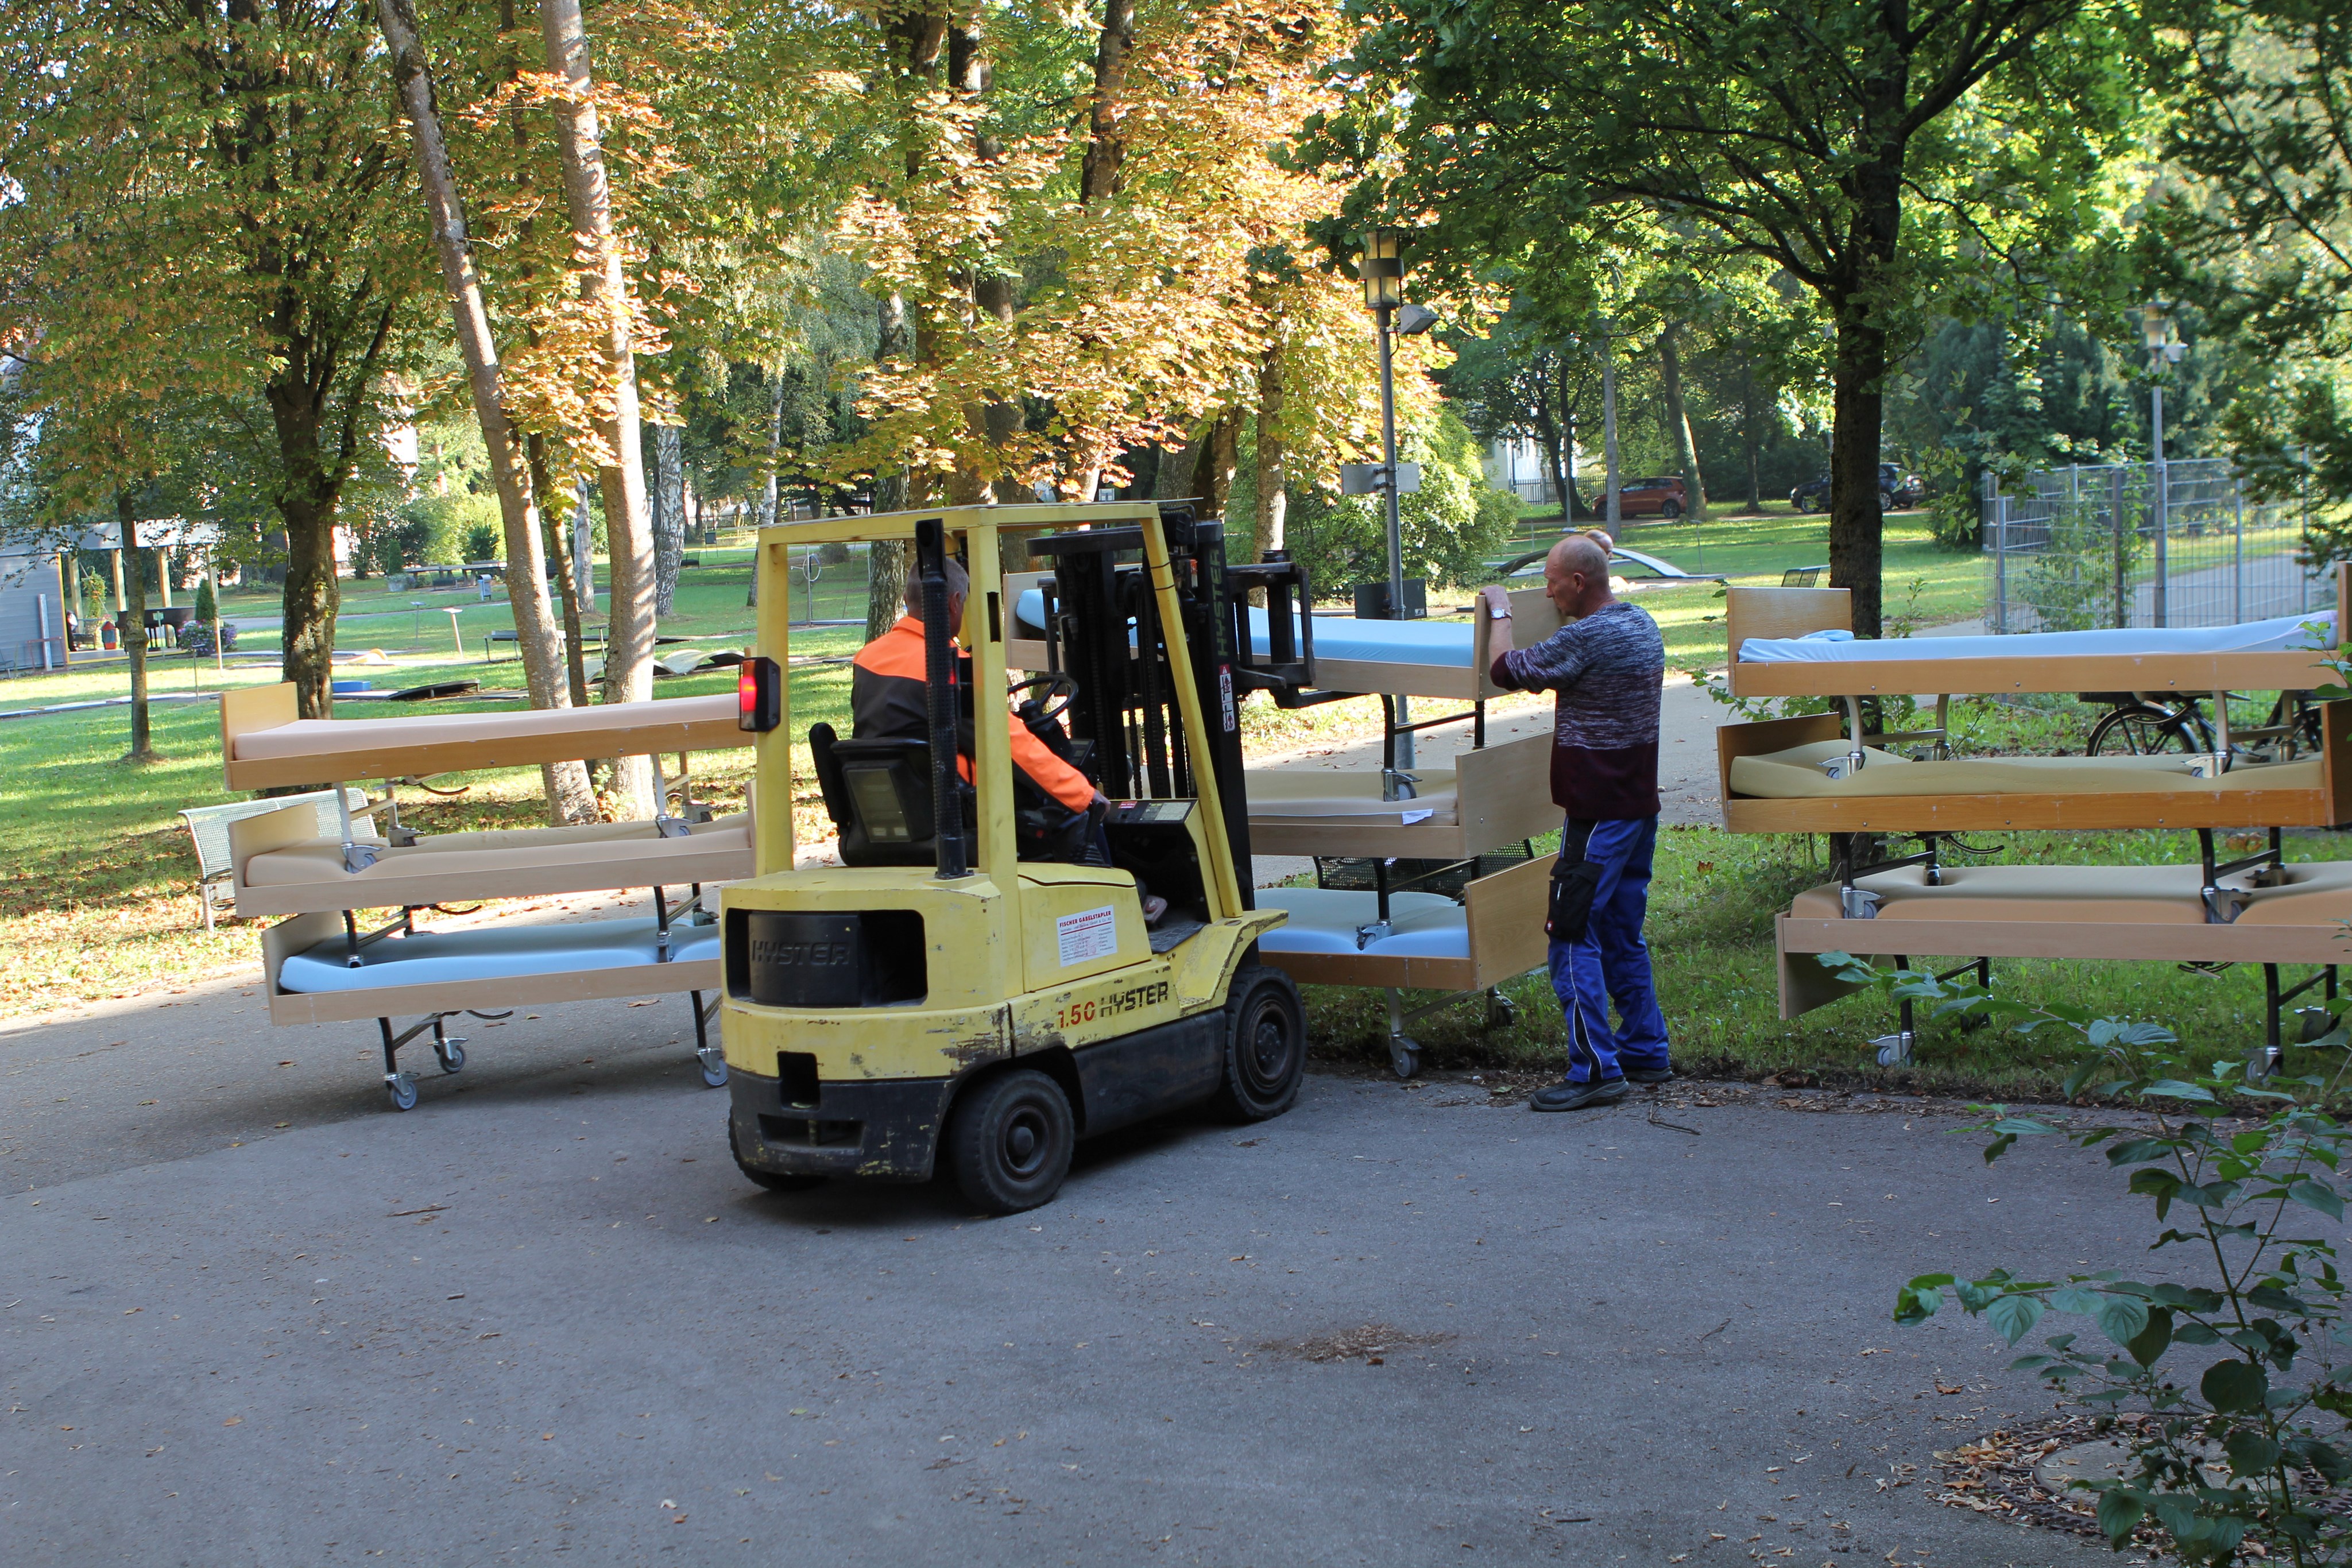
top-left (1481, 533), bottom-right (1672, 1112)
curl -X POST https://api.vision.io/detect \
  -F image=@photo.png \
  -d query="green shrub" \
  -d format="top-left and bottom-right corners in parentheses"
top-left (192, 576), bottom-right (216, 624)
top-left (1283, 408), bottom-right (1517, 600)
top-left (462, 522), bottom-right (501, 564)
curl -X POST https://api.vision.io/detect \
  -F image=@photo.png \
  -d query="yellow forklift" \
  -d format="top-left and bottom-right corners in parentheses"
top-left (721, 502), bottom-right (1316, 1213)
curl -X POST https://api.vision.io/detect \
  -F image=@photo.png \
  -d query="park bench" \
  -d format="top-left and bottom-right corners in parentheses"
top-left (485, 625), bottom-right (606, 662)
top-left (179, 788), bottom-right (370, 931)
top-left (1780, 565), bottom-right (1827, 587)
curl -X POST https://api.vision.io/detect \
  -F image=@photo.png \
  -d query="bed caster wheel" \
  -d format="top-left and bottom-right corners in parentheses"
top-left (1389, 1036), bottom-right (1421, 1080)
top-left (386, 1073), bottom-right (419, 1112)
top-left (1871, 1031), bottom-right (1914, 1068)
top-left (434, 1039), bottom-right (466, 1074)
top-left (1486, 993), bottom-right (1519, 1030)
top-left (697, 1046), bottom-right (728, 1088)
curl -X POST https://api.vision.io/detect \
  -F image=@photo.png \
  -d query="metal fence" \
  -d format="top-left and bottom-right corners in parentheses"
top-left (1980, 459), bottom-right (2329, 633)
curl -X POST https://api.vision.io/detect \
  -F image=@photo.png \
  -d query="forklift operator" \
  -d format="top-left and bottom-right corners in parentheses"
top-left (851, 558), bottom-right (1108, 854)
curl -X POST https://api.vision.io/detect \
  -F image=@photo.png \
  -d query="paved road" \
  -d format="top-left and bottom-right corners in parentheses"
top-left (5, 975), bottom-right (2132, 1566)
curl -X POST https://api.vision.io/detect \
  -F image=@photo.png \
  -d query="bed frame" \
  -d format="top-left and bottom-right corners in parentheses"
top-left (1256, 855), bottom-right (1551, 1077)
top-left (1716, 706), bottom-right (2352, 835)
top-left (1724, 583), bottom-right (2342, 702)
top-left (219, 682), bottom-right (746, 792)
top-left (226, 801), bottom-right (754, 917)
top-left (1244, 730), bottom-right (1557, 860)
top-left (1774, 862), bottom-right (2346, 1064)
top-left (260, 908), bottom-right (725, 1106)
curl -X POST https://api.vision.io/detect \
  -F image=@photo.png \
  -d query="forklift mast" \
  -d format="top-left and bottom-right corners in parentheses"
top-left (1028, 504), bottom-right (1313, 913)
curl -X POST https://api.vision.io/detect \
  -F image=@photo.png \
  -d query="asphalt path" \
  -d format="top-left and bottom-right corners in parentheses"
top-left (1, 972), bottom-right (2138, 1566)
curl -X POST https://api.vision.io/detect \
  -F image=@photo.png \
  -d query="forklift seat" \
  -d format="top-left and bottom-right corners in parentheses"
top-left (810, 723), bottom-right (951, 867)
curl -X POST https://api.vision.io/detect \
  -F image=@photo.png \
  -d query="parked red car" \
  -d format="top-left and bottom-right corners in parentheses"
top-left (1611, 475), bottom-right (1687, 519)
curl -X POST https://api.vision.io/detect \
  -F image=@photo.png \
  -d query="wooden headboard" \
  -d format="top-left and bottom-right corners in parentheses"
top-left (1724, 586), bottom-right (1851, 676)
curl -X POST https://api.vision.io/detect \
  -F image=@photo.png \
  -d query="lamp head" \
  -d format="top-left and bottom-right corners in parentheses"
top-left (1360, 229), bottom-right (1404, 310)
top-left (1394, 302), bottom-right (1439, 336)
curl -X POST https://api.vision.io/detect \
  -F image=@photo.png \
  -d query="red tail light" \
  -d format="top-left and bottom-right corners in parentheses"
top-left (737, 656), bottom-right (781, 732)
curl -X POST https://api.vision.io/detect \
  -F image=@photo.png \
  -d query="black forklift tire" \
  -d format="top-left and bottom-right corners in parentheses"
top-left (730, 1118), bottom-right (825, 1193)
top-left (945, 1068), bottom-right (1074, 1215)
top-left (1212, 966), bottom-right (1306, 1122)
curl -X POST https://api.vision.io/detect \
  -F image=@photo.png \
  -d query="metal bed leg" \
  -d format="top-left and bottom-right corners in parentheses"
top-left (690, 990), bottom-right (727, 1087)
top-left (1870, 954), bottom-right (1917, 1067)
top-left (376, 1012), bottom-right (466, 1111)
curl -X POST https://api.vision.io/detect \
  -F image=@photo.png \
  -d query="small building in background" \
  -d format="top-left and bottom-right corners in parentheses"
top-left (0, 539), bottom-right (71, 673)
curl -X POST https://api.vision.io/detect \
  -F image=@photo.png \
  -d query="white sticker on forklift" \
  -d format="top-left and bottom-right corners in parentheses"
top-left (1057, 905), bottom-right (1120, 966)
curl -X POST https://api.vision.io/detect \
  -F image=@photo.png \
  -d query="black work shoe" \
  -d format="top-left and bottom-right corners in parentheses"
top-left (1622, 1064), bottom-right (1674, 1086)
top-left (1529, 1076), bottom-right (1628, 1113)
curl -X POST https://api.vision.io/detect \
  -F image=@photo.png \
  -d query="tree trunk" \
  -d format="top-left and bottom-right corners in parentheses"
top-left (1829, 299), bottom-right (1889, 638)
top-left (1253, 346), bottom-right (1286, 560)
top-left (1658, 322), bottom-right (1707, 522)
top-left (539, 0), bottom-right (654, 811)
top-left (758, 366), bottom-right (787, 529)
top-left (573, 480), bottom-right (596, 611)
top-left (117, 494), bottom-right (157, 765)
top-left (1194, 412), bottom-right (1239, 521)
top-left (1741, 362), bottom-right (1762, 513)
top-left (278, 482), bottom-right (342, 719)
top-left (378, 0), bottom-right (594, 823)
top-left (1601, 332), bottom-right (1620, 536)
top-left (1080, 0), bottom-right (1135, 202)
top-left (652, 424), bottom-right (683, 618)
top-left (529, 435), bottom-right (592, 709)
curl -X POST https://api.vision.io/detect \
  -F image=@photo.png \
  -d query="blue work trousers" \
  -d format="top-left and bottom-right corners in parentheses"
top-left (1546, 815), bottom-right (1670, 1083)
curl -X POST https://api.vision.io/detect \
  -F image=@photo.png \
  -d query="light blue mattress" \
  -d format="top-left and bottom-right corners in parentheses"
top-left (1739, 609), bottom-right (2335, 664)
top-left (1254, 888), bottom-right (1469, 959)
top-left (1013, 590), bottom-right (1476, 669)
top-left (280, 917), bottom-right (720, 993)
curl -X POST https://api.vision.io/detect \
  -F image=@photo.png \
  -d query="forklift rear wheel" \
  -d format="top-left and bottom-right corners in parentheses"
top-left (729, 1120), bottom-right (825, 1193)
top-left (945, 1068), bottom-right (1074, 1215)
top-left (1212, 966), bottom-right (1306, 1121)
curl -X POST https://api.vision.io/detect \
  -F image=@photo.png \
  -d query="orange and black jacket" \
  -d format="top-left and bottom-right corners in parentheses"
top-left (850, 615), bottom-right (1096, 814)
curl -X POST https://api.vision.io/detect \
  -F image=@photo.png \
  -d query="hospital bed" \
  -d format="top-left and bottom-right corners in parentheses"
top-left (1716, 584), bottom-right (2348, 904)
top-left (1774, 860), bottom-right (2346, 1068)
top-left (215, 681), bottom-right (752, 1109)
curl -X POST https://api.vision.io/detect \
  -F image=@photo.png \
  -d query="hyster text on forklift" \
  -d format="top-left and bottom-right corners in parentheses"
top-left (721, 502), bottom-right (1319, 1213)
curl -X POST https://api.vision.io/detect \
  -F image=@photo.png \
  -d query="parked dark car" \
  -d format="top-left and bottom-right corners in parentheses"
top-left (1791, 463), bottom-right (1921, 512)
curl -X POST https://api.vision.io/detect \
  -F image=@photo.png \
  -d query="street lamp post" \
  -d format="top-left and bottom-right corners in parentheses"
top-left (1362, 230), bottom-right (1418, 766)
top-left (2142, 301), bottom-right (2186, 626)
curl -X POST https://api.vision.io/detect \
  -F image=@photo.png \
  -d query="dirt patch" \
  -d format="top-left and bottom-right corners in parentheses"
top-left (1267, 1324), bottom-right (1458, 1366)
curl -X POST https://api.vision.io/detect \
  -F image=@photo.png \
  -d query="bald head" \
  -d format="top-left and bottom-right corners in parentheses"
top-left (1540, 531), bottom-right (1616, 620)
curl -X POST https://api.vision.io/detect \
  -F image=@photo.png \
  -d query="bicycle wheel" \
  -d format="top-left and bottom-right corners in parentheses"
top-left (2086, 704), bottom-right (2201, 757)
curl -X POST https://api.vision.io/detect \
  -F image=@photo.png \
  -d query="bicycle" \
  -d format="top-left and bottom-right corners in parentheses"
top-left (2082, 689), bottom-right (2322, 764)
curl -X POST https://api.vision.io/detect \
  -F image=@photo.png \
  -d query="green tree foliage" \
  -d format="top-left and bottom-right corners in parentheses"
top-left (1304, 0), bottom-right (2148, 633)
top-left (2150, 0), bottom-right (2352, 511)
top-left (1280, 410), bottom-right (1514, 597)
top-left (0, 0), bottom-right (431, 717)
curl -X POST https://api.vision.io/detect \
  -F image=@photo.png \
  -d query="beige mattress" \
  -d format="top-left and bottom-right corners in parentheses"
top-left (1245, 769), bottom-right (1460, 827)
top-left (1730, 738), bottom-right (2322, 800)
top-left (230, 693), bottom-right (739, 761)
top-left (235, 813), bottom-right (752, 916)
top-left (1790, 860), bottom-right (2352, 927)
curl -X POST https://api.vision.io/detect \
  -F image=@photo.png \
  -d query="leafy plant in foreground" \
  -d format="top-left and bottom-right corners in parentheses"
top-left (1821, 954), bottom-right (2352, 1564)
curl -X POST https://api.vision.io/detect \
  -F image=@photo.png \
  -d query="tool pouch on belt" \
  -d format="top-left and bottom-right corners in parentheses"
top-left (1546, 857), bottom-right (1603, 942)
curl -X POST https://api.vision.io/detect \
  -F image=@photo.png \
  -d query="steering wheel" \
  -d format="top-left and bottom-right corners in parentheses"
top-left (1008, 671), bottom-right (1078, 726)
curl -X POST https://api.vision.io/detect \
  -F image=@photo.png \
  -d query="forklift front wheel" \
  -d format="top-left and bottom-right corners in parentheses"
top-left (1213, 966), bottom-right (1307, 1121)
top-left (945, 1068), bottom-right (1076, 1215)
top-left (730, 1120), bottom-right (826, 1194)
